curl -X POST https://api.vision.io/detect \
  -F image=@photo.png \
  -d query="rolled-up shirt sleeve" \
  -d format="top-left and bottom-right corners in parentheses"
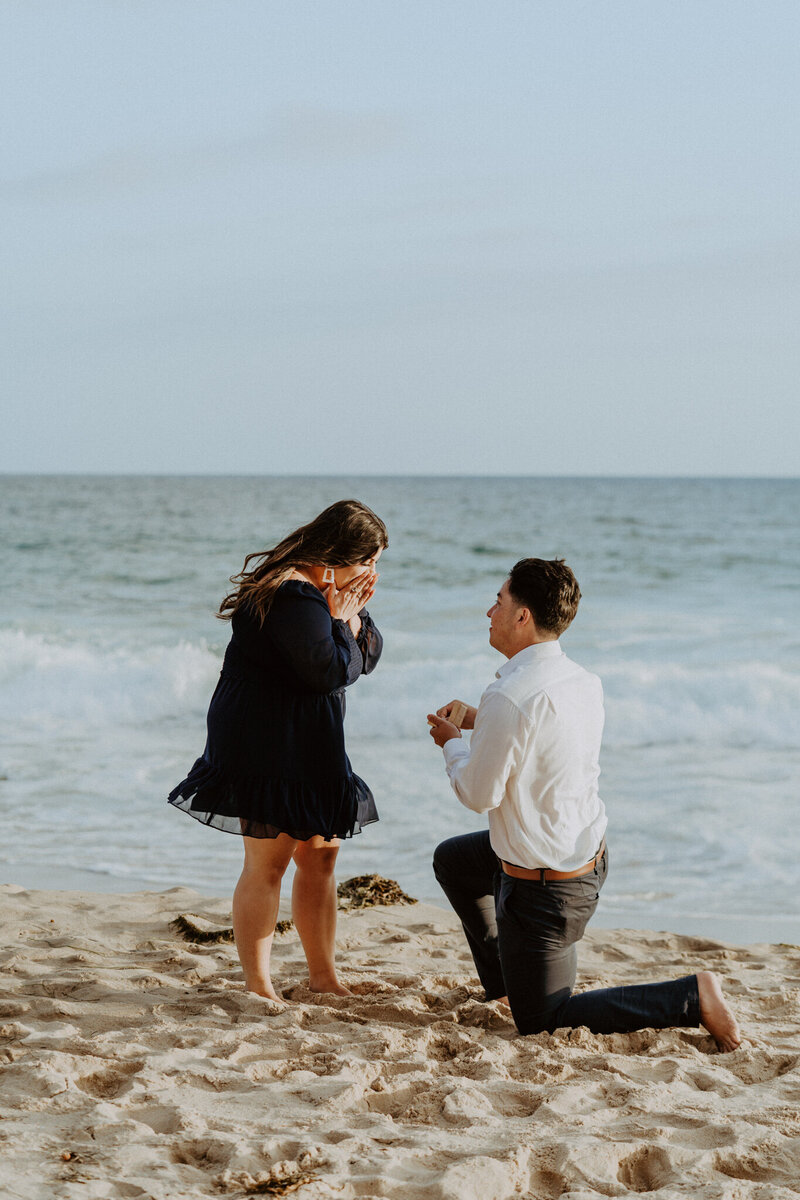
top-left (441, 690), bottom-right (526, 814)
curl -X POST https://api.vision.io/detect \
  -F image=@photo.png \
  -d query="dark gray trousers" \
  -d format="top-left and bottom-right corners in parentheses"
top-left (433, 830), bottom-right (700, 1036)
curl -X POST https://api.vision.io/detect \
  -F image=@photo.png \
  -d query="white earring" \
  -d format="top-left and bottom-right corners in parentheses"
top-left (322, 567), bottom-right (335, 584)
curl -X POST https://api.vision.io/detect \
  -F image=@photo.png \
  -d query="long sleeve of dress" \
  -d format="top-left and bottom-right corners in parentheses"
top-left (237, 589), bottom-right (363, 693)
top-left (355, 608), bottom-right (383, 675)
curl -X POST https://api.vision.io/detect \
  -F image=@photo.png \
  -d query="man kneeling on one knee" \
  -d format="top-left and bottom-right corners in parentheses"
top-left (427, 557), bottom-right (740, 1051)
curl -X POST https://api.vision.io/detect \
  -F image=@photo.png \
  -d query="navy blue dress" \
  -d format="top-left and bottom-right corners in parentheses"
top-left (168, 580), bottom-right (382, 840)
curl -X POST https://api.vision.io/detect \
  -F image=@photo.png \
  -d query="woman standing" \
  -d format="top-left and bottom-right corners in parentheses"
top-left (169, 499), bottom-right (387, 1001)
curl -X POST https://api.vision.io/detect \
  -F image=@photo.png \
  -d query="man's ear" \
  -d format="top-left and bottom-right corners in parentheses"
top-left (517, 605), bottom-right (533, 627)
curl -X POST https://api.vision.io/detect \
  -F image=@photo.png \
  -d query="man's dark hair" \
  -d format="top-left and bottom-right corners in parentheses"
top-left (506, 558), bottom-right (581, 636)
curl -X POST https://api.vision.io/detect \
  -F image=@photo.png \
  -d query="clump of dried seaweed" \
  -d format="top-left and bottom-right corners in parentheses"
top-left (336, 873), bottom-right (417, 910)
top-left (171, 875), bottom-right (415, 944)
top-left (170, 914), bottom-right (235, 944)
top-left (216, 1168), bottom-right (319, 1195)
top-left (244, 1173), bottom-right (318, 1196)
top-left (171, 914), bottom-right (293, 943)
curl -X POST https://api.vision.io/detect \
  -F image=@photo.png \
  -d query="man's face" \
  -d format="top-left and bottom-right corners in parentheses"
top-left (487, 579), bottom-right (522, 656)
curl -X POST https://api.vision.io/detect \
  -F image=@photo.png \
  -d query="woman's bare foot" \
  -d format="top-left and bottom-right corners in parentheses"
top-left (308, 974), bottom-right (352, 997)
top-left (697, 971), bottom-right (741, 1052)
top-left (245, 980), bottom-right (285, 1003)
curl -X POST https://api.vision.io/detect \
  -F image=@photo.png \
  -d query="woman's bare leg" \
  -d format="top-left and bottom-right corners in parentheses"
top-left (292, 836), bottom-right (350, 995)
top-left (232, 833), bottom-right (297, 1000)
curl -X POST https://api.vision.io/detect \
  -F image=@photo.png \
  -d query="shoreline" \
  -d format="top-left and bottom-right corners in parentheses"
top-left (2, 883), bottom-right (799, 1198)
top-left (3, 864), bottom-right (798, 948)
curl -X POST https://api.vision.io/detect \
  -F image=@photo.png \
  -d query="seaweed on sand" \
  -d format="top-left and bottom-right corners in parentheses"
top-left (335, 873), bottom-right (417, 910)
top-left (169, 913), bottom-right (236, 944)
top-left (171, 875), bottom-right (416, 944)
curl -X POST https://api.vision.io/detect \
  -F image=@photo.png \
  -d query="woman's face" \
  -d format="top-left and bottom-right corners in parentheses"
top-left (334, 546), bottom-right (383, 588)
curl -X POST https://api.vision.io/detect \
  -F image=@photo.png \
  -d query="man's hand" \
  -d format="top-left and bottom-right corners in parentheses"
top-left (427, 713), bottom-right (461, 748)
top-left (436, 699), bottom-right (477, 730)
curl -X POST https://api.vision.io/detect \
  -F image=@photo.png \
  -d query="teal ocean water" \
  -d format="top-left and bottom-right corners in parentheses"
top-left (1, 476), bottom-right (798, 942)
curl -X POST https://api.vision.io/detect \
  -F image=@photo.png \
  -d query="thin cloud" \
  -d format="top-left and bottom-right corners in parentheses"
top-left (1, 107), bottom-right (407, 202)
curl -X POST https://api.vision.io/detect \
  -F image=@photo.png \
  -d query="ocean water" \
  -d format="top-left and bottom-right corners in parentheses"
top-left (1, 475), bottom-right (798, 942)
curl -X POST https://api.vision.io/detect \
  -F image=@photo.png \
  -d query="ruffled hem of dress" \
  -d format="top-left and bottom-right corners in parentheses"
top-left (167, 757), bottom-right (379, 840)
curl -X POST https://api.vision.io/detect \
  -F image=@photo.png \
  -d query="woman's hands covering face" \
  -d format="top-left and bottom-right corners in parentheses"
top-left (324, 568), bottom-right (377, 622)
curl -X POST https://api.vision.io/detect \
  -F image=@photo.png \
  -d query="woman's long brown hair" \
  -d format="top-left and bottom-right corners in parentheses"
top-left (218, 499), bottom-right (388, 625)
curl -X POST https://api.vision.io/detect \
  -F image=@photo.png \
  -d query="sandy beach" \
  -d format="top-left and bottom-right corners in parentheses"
top-left (1, 883), bottom-right (799, 1200)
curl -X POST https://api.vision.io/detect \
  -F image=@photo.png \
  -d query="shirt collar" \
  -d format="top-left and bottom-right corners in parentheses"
top-left (495, 640), bottom-right (563, 679)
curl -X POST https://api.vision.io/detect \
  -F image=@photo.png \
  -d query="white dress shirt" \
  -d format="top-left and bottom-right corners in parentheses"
top-left (442, 641), bottom-right (607, 871)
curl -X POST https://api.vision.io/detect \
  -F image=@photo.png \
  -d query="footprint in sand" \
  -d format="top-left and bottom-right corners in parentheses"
top-left (714, 1143), bottom-right (800, 1186)
top-left (169, 1134), bottom-right (236, 1170)
top-left (75, 1060), bottom-right (144, 1099)
top-left (617, 1144), bottom-right (675, 1192)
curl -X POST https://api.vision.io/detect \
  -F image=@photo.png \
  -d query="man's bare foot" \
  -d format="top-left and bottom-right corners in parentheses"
top-left (308, 975), bottom-right (352, 997)
top-left (697, 971), bottom-right (741, 1052)
top-left (493, 995), bottom-right (511, 1011)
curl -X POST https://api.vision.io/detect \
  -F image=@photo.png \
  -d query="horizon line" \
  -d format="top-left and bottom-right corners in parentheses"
top-left (1, 470), bottom-right (798, 482)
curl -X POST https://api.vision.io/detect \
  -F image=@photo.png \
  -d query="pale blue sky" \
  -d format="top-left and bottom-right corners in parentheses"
top-left (3, 1), bottom-right (799, 474)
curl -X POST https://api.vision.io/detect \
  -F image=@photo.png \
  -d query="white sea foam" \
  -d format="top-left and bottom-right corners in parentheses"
top-left (600, 658), bottom-right (800, 749)
top-left (342, 648), bottom-right (800, 755)
top-left (6, 626), bottom-right (798, 753)
top-left (0, 629), bottom-right (220, 726)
